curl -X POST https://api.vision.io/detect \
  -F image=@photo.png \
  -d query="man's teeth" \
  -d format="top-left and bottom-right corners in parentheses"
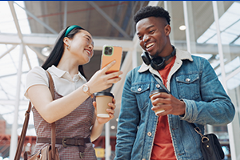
top-left (146, 43), bottom-right (154, 48)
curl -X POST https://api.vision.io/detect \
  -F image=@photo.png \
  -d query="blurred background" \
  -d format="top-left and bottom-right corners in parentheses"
top-left (0, 1), bottom-right (240, 160)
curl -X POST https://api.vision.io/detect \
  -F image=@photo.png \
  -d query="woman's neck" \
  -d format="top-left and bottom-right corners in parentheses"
top-left (57, 53), bottom-right (79, 78)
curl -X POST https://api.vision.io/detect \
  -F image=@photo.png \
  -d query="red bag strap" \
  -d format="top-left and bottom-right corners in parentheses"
top-left (14, 70), bottom-right (56, 160)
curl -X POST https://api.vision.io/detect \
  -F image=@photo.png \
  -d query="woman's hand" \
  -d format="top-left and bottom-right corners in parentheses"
top-left (87, 61), bottom-right (123, 93)
top-left (93, 98), bottom-right (116, 124)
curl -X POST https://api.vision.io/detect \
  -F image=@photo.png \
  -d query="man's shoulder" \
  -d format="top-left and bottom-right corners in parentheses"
top-left (190, 55), bottom-right (210, 65)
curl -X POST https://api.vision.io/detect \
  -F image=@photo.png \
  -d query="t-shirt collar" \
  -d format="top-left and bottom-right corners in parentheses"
top-left (48, 65), bottom-right (86, 82)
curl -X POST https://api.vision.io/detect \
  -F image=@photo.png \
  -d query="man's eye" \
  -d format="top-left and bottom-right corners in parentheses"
top-left (149, 30), bottom-right (155, 33)
top-left (138, 36), bottom-right (142, 40)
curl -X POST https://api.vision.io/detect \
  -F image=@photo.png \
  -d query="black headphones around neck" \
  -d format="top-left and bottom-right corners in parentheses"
top-left (141, 45), bottom-right (176, 70)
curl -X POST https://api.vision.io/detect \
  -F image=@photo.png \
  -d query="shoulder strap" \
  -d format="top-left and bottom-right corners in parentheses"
top-left (14, 102), bottom-right (32, 160)
top-left (14, 70), bottom-right (56, 160)
top-left (45, 71), bottom-right (56, 158)
top-left (46, 71), bottom-right (55, 100)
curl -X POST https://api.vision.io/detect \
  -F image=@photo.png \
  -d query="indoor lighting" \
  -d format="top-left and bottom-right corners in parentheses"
top-left (179, 25), bottom-right (186, 31)
top-left (111, 126), bottom-right (115, 129)
top-left (41, 46), bottom-right (52, 56)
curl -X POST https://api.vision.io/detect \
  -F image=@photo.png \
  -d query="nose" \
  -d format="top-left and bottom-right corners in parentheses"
top-left (88, 43), bottom-right (93, 50)
top-left (143, 34), bottom-right (150, 42)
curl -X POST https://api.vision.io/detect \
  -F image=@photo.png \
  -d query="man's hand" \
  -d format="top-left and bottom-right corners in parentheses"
top-left (150, 93), bottom-right (186, 116)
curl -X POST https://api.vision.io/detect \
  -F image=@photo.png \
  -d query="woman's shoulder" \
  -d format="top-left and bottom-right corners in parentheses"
top-left (26, 66), bottom-right (48, 87)
top-left (27, 66), bottom-right (47, 78)
top-left (28, 66), bottom-right (45, 73)
top-left (25, 66), bottom-right (49, 99)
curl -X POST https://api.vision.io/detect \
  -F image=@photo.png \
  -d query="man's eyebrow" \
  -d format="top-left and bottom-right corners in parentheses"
top-left (146, 25), bottom-right (155, 30)
top-left (137, 25), bottom-right (155, 35)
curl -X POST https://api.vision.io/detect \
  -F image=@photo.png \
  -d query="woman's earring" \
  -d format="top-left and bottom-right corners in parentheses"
top-left (67, 45), bottom-right (70, 50)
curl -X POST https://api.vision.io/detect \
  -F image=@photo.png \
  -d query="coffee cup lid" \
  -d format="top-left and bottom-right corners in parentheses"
top-left (149, 89), bottom-right (168, 97)
top-left (95, 92), bottom-right (114, 98)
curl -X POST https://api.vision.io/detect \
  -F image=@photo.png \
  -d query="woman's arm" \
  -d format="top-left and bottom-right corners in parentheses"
top-left (27, 61), bottom-right (122, 123)
top-left (27, 84), bottom-right (90, 123)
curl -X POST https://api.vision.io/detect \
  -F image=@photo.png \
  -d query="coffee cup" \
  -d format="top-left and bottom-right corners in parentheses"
top-left (149, 89), bottom-right (168, 115)
top-left (95, 92), bottom-right (114, 118)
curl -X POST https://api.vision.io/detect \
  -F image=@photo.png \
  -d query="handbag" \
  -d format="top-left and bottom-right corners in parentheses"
top-left (191, 123), bottom-right (225, 160)
top-left (14, 71), bottom-right (59, 160)
top-left (151, 73), bottom-right (224, 160)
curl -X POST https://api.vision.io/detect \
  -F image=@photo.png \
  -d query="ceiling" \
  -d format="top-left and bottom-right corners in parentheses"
top-left (25, 1), bottom-right (148, 38)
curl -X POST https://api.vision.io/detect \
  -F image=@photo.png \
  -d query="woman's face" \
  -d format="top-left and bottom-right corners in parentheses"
top-left (66, 30), bottom-right (94, 65)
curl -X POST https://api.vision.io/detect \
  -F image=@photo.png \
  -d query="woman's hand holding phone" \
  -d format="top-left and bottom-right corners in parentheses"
top-left (87, 61), bottom-right (123, 94)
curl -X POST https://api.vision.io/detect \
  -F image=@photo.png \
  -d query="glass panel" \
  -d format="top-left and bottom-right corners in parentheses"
top-left (163, 1), bottom-right (186, 48)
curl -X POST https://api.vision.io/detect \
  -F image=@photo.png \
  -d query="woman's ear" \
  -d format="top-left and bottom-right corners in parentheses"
top-left (164, 24), bottom-right (171, 36)
top-left (63, 37), bottom-right (70, 46)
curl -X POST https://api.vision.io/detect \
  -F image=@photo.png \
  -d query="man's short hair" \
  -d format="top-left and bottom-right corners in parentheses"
top-left (134, 6), bottom-right (171, 25)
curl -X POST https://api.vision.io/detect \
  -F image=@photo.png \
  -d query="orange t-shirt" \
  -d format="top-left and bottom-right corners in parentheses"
top-left (151, 56), bottom-right (177, 160)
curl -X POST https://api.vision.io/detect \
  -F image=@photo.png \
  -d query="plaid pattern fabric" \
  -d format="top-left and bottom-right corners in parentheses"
top-left (32, 90), bottom-right (97, 160)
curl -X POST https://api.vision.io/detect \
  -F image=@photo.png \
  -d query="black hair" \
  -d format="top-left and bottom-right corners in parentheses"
top-left (42, 26), bottom-right (87, 78)
top-left (134, 6), bottom-right (170, 25)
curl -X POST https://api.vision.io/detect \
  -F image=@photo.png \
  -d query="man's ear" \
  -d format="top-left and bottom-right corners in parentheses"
top-left (164, 24), bottom-right (171, 36)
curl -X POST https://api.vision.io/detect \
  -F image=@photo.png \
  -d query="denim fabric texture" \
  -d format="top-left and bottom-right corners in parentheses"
top-left (114, 48), bottom-right (235, 160)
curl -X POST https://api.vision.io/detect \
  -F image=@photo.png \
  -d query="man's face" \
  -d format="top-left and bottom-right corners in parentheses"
top-left (136, 17), bottom-right (170, 58)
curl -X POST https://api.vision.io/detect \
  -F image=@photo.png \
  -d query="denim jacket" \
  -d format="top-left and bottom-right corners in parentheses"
top-left (114, 48), bottom-right (235, 160)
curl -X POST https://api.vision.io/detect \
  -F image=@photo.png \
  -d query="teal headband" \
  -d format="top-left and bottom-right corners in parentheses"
top-left (65, 25), bottom-right (83, 37)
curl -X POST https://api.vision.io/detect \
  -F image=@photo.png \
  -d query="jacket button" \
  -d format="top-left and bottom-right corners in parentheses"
top-left (185, 78), bottom-right (190, 82)
top-left (138, 88), bottom-right (142, 91)
top-left (156, 84), bottom-right (160, 88)
top-left (147, 132), bottom-right (152, 136)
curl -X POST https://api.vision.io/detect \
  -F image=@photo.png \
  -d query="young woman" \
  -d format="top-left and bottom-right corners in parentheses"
top-left (24, 25), bottom-right (122, 159)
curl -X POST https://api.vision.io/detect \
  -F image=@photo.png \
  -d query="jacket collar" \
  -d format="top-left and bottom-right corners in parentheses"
top-left (138, 47), bottom-right (193, 73)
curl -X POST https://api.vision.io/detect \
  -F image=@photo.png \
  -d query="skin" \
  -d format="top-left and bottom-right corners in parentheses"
top-left (27, 30), bottom-right (123, 141)
top-left (136, 17), bottom-right (186, 116)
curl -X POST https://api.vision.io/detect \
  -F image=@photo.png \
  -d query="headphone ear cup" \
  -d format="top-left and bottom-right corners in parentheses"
top-left (151, 57), bottom-right (165, 70)
top-left (141, 52), bottom-right (151, 65)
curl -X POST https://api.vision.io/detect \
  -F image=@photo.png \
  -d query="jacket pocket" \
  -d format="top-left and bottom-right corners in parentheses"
top-left (176, 74), bottom-right (200, 100)
top-left (131, 83), bottom-right (150, 110)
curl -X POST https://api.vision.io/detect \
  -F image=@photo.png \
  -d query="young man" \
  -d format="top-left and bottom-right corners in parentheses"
top-left (115, 6), bottom-right (235, 160)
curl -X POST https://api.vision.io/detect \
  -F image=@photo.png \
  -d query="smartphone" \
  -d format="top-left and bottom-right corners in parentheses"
top-left (101, 45), bottom-right (122, 74)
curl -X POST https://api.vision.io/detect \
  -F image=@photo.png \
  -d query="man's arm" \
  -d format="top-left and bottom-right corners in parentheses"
top-left (114, 71), bottom-right (140, 160)
top-left (181, 58), bottom-right (235, 125)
